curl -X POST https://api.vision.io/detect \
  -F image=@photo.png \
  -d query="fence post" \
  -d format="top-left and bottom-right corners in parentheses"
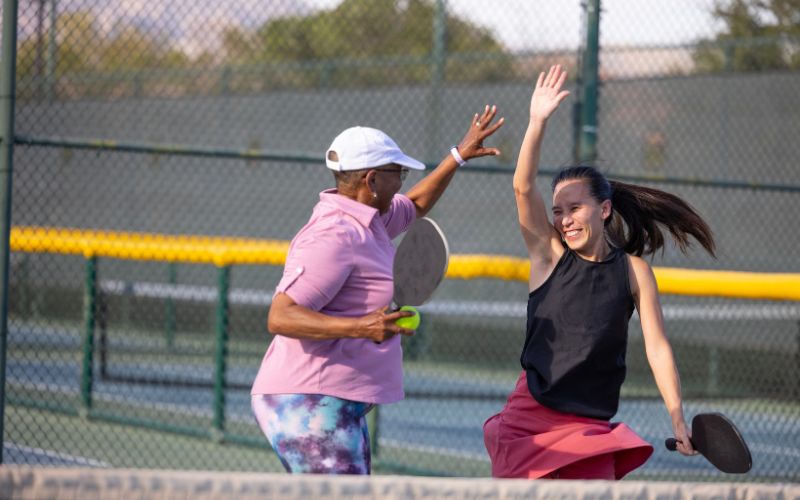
top-left (212, 265), bottom-right (230, 440)
top-left (46, 0), bottom-right (58, 101)
top-left (80, 255), bottom-right (98, 413)
top-left (426, 0), bottom-right (446, 161)
top-left (576, 0), bottom-right (601, 164)
top-left (0, 0), bottom-right (19, 466)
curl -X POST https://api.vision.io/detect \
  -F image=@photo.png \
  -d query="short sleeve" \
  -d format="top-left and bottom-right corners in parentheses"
top-left (381, 193), bottom-right (417, 239)
top-left (275, 227), bottom-right (354, 312)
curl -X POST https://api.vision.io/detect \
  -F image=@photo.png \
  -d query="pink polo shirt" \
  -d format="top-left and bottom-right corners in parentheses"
top-left (251, 189), bottom-right (417, 403)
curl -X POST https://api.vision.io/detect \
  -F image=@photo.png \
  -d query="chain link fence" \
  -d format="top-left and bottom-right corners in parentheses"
top-left (3, 0), bottom-right (799, 480)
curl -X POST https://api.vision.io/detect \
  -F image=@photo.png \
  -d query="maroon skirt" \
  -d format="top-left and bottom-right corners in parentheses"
top-left (483, 372), bottom-right (653, 479)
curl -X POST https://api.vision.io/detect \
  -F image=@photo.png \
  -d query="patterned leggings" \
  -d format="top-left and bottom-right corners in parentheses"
top-left (251, 394), bottom-right (373, 474)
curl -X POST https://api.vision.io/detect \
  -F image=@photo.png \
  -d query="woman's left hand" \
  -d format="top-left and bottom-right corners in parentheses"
top-left (672, 417), bottom-right (697, 456)
top-left (456, 105), bottom-right (504, 162)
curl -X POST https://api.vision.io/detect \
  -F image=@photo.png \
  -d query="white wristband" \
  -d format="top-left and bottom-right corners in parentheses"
top-left (450, 146), bottom-right (466, 166)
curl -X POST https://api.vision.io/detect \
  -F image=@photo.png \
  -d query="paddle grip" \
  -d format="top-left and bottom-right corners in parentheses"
top-left (665, 438), bottom-right (678, 451)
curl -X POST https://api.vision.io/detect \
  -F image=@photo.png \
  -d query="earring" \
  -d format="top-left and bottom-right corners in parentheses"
top-left (372, 192), bottom-right (377, 199)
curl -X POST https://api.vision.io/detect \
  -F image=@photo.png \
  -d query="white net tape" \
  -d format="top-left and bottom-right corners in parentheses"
top-left (1, 466), bottom-right (798, 500)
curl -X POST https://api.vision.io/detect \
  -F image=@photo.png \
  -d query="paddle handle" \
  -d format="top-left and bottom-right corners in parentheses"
top-left (665, 437), bottom-right (695, 451)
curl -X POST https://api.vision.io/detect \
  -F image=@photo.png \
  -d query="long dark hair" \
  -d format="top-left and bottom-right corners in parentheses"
top-left (551, 166), bottom-right (716, 257)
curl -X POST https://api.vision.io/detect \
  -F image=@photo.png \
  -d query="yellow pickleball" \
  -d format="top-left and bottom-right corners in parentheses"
top-left (395, 305), bottom-right (420, 330)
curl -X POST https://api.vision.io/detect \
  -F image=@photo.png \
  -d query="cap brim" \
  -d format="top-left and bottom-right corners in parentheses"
top-left (393, 154), bottom-right (426, 171)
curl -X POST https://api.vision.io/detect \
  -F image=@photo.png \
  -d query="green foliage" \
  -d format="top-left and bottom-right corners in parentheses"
top-left (693, 0), bottom-right (800, 72)
top-left (222, 0), bottom-right (514, 89)
top-left (16, 0), bottom-right (514, 99)
top-left (16, 9), bottom-right (196, 100)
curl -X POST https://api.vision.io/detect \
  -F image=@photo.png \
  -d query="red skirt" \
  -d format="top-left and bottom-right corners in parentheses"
top-left (483, 372), bottom-right (653, 479)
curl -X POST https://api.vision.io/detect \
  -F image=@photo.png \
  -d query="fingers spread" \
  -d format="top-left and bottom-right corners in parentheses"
top-left (482, 148), bottom-right (501, 157)
top-left (485, 117), bottom-right (504, 134)
top-left (476, 106), bottom-right (499, 130)
top-left (556, 69), bottom-right (568, 89)
top-left (479, 104), bottom-right (495, 124)
top-left (547, 65), bottom-right (560, 87)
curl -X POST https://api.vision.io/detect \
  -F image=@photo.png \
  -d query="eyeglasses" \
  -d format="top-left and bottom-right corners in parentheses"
top-left (374, 167), bottom-right (409, 181)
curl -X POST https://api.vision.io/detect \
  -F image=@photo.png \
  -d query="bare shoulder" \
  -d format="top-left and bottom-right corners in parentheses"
top-left (628, 254), bottom-right (655, 295)
top-left (627, 254), bottom-right (653, 274)
top-left (626, 254), bottom-right (656, 297)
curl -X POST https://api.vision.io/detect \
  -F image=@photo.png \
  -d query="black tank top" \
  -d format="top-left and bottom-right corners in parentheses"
top-left (521, 247), bottom-right (634, 420)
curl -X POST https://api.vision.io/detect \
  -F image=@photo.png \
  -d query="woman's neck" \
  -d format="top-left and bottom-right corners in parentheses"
top-left (576, 239), bottom-right (612, 262)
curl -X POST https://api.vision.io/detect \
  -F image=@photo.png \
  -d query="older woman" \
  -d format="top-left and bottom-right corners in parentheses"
top-left (251, 106), bottom-right (504, 474)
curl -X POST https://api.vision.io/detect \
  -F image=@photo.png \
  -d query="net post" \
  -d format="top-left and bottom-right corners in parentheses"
top-left (367, 405), bottom-right (380, 460)
top-left (707, 346), bottom-right (719, 396)
top-left (80, 255), bottom-right (98, 413)
top-left (98, 287), bottom-right (108, 380)
top-left (165, 262), bottom-right (177, 349)
top-left (212, 264), bottom-right (231, 438)
top-left (796, 320), bottom-right (800, 401)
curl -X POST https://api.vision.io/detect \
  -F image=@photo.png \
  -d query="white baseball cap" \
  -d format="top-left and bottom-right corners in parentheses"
top-left (325, 126), bottom-right (426, 172)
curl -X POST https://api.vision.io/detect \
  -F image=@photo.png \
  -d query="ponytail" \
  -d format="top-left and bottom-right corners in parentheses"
top-left (608, 181), bottom-right (715, 257)
top-left (552, 166), bottom-right (716, 257)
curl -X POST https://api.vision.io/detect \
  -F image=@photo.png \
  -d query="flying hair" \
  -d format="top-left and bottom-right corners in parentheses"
top-left (551, 166), bottom-right (716, 257)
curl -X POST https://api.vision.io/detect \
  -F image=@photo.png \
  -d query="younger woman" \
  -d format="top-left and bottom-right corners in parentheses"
top-left (483, 65), bottom-right (714, 479)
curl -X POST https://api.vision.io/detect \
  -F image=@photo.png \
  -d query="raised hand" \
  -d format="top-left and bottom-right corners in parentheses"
top-left (457, 104), bottom-right (504, 161)
top-left (530, 65), bottom-right (570, 123)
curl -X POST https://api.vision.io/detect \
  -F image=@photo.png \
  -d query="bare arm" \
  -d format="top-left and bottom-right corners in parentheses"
top-left (268, 292), bottom-right (415, 343)
top-left (406, 105), bottom-right (504, 218)
top-left (629, 256), bottom-right (696, 457)
top-left (514, 66), bottom-right (571, 288)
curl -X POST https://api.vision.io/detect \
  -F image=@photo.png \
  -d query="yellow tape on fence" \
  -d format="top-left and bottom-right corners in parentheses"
top-left (10, 226), bottom-right (800, 300)
top-left (653, 267), bottom-right (800, 301)
top-left (446, 254), bottom-right (800, 300)
top-left (10, 226), bottom-right (289, 267)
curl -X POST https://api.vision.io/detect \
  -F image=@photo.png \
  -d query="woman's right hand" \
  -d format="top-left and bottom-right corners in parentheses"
top-left (356, 306), bottom-right (416, 343)
top-left (529, 64), bottom-right (571, 123)
top-left (671, 414), bottom-right (697, 457)
top-left (455, 104), bottom-right (504, 162)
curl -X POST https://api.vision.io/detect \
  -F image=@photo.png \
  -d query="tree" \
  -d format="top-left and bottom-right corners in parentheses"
top-left (222, 0), bottom-right (513, 89)
top-left (16, 9), bottom-right (197, 100)
top-left (99, 26), bottom-right (188, 72)
top-left (693, 0), bottom-right (800, 72)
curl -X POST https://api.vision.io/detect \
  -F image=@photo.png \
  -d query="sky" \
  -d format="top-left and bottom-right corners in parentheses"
top-left (9, 0), bottom-right (725, 57)
top-left (305, 0), bottom-right (723, 51)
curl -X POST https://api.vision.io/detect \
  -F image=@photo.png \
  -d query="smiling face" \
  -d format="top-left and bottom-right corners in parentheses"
top-left (552, 179), bottom-right (612, 259)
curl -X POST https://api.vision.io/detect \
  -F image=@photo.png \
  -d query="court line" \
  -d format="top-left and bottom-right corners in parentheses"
top-left (379, 438), bottom-right (490, 462)
top-left (98, 279), bottom-right (800, 320)
top-left (4, 442), bottom-right (111, 467)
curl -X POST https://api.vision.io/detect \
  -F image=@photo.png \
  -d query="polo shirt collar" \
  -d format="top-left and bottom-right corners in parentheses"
top-left (319, 189), bottom-right (379, 228)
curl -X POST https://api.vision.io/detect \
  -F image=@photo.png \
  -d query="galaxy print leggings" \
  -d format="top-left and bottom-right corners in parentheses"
top-left (251, 394), bottom-right (374, 474)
